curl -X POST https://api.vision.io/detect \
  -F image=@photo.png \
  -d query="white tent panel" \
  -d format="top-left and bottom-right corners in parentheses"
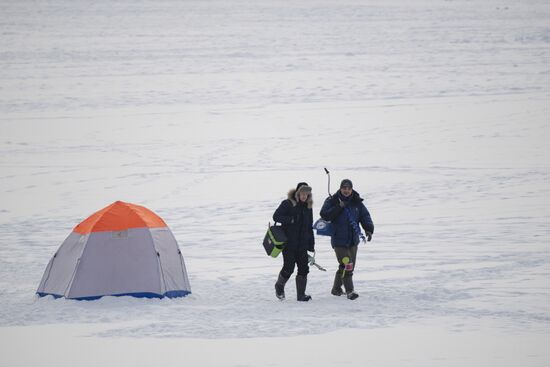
top-left (151, 228), bottom-right (192, 294)
top-left (37, 232), bottom-right (88, 297)
top-left (67, 228), bottom-right (162, 299)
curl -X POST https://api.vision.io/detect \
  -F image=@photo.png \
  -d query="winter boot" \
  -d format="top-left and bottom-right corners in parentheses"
top-left (275, 272), bottom-right (289, 300)
top-left (296, 275), bottom-right (312, 302)
top-left (343, 275), bottom-right (359, 300)
top-left (331, 270), bottom-right (344, 296)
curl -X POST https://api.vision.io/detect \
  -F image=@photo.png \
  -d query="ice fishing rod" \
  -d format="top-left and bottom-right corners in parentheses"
top-left (324, 167), bottom-right (332, 198)
top-left (308, 251), bottom-right (327, 271)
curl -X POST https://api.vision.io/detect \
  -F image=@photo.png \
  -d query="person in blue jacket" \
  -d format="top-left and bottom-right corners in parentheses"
top-left (273, 182), bottom-right (315, 301)
top-left (320, 179), bottom-right (374, 300)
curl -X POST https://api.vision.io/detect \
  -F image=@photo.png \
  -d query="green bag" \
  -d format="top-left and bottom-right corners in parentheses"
top-left (263, 222), bottom-right (287, 258)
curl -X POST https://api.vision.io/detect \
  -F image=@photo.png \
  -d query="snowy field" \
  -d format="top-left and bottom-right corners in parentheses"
top-left (1, 0), bottom-right (550, 366)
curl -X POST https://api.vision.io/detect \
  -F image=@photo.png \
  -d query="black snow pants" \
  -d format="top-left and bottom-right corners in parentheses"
top-left (280, 247), bottom-right (309, 279)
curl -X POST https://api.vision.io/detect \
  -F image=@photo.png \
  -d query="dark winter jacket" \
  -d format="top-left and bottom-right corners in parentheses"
top-left (273, 189), bottom-right (315, 252)
top-left (320, 190), bottom-right (374, 248)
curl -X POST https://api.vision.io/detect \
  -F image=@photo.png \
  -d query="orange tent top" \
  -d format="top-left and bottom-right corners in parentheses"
top-left (73, 201), bottom-right (167, 234)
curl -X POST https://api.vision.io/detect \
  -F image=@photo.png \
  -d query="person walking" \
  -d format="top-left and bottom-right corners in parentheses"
top-left (320, 179), bottom-right (374, 300)
top-left (273, 182), bottom-right (315, 301)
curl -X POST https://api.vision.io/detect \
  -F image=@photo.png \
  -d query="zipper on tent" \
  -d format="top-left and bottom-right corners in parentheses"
top-left (39, 252), bottom-right (57, 292)
top-left (156, 251), bottom-right (168, 296)
top-left (64, 258), bottom-right (81, 298)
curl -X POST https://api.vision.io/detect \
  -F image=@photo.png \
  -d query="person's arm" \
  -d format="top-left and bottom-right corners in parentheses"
top-left (320, 197), bottom-right (343, 221)
top-left (273, 200), bottom-right (293, 224)
top-left (360, 203), bottom-right (374, 240)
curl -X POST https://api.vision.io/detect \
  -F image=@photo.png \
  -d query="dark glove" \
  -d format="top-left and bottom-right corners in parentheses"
top-left (366, 232), bottom-right (372, 242)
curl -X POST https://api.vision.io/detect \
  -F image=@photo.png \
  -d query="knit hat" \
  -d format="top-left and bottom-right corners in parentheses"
top-left (340, 179), bottom-right (353, 189)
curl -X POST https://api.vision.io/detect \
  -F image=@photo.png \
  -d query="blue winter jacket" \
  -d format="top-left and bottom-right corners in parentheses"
top-left (320, 190), bottom-right (374, 248)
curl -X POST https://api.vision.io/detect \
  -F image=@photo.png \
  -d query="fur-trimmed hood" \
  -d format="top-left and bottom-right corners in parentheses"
top-left (287, 189), bottom-right (313, 209)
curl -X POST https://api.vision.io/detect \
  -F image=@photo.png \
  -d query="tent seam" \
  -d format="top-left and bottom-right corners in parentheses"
top-left (146, 228), bottom-right (166, 295)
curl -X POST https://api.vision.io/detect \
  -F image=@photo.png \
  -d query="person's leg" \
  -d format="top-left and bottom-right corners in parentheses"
top-left (296, 250), bottom-right (311, 301)
top-left (296, 250), bottom-right (310, 277)
top-left (350, 245), bottom-right (358, 270)
top-left (342, 246), bottom-right (359, 300)
top-left (275, 248), bottom-right (296, 299)
top-left (332, 247), bottom-right (349, 296)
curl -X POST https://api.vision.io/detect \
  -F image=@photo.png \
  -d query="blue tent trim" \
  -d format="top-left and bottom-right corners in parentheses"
top-left (37, 292), bottom-right (63, 299)
top-left (37, 290), bottom-right (191, 301)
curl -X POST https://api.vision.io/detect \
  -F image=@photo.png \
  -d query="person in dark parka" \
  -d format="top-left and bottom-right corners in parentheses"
top-left (273, 182), bottom-right (315, 301)
top-left (320, 179), bottom-right (374, 300)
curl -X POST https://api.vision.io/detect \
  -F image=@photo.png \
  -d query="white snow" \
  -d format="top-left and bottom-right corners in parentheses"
top-left (1, 0), bottom-right (550, 366)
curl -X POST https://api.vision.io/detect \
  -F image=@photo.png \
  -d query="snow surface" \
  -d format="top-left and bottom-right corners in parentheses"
top-left (1, 0), bottom-right (550, 366)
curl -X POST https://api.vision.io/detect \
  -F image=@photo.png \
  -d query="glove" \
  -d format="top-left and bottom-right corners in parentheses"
top-left (307, 251), bottom-right (315, 265)
top-left (366, 232), bottom-right (372, 242)
top-left (338, 198), bottom-right (347, 208)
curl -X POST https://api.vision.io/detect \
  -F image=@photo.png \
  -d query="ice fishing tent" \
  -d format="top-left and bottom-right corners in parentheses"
top-left (37, 201), bottom-right (191, 300)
